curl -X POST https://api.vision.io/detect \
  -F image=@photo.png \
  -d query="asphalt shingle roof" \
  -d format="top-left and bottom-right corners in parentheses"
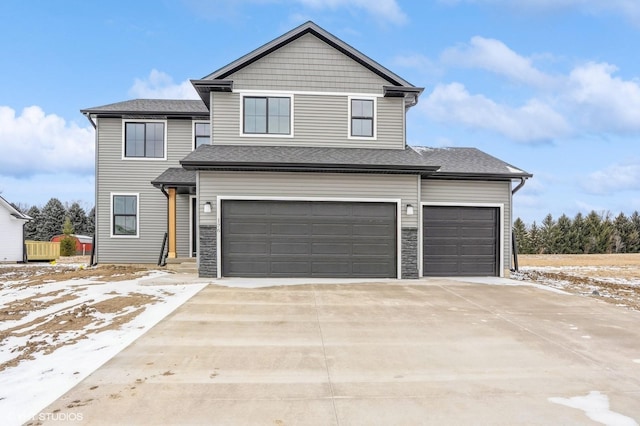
top-left (179, 144), bottom-right (531, 178)
top-left (181, 145), bottom-right (440, 173)
top-left (412, 146), bottom-right (531, 178)
top-left (81, 99), bottom-right (208, 115)
top-left (151, 168), bottom-right (197, 186)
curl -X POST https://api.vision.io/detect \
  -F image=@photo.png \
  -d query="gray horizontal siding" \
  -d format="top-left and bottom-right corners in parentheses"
top-left (96, 118), bottom-right (194, 263)
top-left (421, 180), bottom-right (512, 270)
top-left (212, 93), bottom-right (404, 149)
top-left (229, 33), bottom-right (390, 93)
top-left (198, 172), bottom-right (419, 228)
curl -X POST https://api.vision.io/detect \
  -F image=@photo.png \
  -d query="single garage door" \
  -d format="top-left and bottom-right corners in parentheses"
top-left (423, 206), bottom-right (499, 276)
top-left (221, 200), bottom-right (397, 278)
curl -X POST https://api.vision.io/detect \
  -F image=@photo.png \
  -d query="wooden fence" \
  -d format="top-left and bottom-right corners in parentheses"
top-left (25, 241), bottom-right (60, 261)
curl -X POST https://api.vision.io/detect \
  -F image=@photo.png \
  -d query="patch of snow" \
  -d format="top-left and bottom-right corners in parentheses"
top-left (447, 275), bottom-right (571, 294)
top-left (582, 335), bottom-right (592, 339)
top-left (549, 391), bottom-right (638, 426)
top-left (633, 359), bottom-right (640, 364)
top-left (0, 272), bottom-right (207, 426)
top-left (507, 165), bottom-right (524, 173)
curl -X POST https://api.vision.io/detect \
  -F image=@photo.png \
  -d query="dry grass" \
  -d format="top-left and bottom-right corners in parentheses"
top-left (516, 253), bottom-right (640, 311)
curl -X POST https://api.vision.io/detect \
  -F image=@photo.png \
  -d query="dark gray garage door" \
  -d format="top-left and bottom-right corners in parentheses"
top-left (423, 206), bottom-right (499, 276)
top-left (221, 200), bottom-right (397, 278)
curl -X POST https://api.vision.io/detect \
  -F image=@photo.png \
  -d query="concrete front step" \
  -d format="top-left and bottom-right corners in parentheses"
top-left (165, 257), bottom-right (198, 273)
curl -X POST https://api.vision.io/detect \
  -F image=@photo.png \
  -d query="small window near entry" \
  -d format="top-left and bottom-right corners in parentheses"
top-left (125, 122), bottom-right (165, 158)
top-left (351, 99), bottom-right (374, 137)
top-left (243, 96), bottom-right (290, 135)
top-left (113, 194), bottom-right (138, 236)
top-left (194, 122), bottom-right (210, 149)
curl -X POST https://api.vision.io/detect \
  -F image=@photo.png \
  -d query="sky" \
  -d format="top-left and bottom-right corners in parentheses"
top-left (1, 0), bottom-right (639, 224)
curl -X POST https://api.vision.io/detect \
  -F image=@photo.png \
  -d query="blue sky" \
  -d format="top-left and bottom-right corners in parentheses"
top-left (1, 0), bottom-right (639, 224)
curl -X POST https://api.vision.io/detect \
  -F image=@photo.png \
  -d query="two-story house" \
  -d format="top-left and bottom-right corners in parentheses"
top-left (82, 21), bottom-right (531, 279)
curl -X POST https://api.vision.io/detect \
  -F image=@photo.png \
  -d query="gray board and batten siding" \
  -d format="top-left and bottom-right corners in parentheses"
top-left (224, 33), bottom-right (392, 93)
top-left (95, 117), bottom-right (194, 263)
top-left (420, 179), bottom-right (512, 272)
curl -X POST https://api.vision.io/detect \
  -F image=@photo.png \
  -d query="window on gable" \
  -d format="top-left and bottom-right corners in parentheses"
top-left (243, 96), bottom-right (290, 135)
top-left (194, 122), bottom-right (210, 149)
top-left (112, 194), bottom-right (138, 236)
top-left (125, 122), bottom-right (165, 158)
top-left (351, 99), bottom-right (374, 137)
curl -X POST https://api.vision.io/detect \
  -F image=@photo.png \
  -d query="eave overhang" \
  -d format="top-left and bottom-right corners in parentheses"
top-left (190, 79), bottom-right (233, 107)
top-left (180, 161), bottom-right (440, 175)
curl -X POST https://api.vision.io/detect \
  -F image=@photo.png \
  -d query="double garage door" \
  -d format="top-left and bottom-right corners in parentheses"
top-left (423, 206), bottom-right (500, 276)
top-left (221, 200), bottom-right (397, 278)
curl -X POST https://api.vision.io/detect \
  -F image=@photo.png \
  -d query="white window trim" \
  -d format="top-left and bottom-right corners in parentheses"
top-left (348, 95), bottom-right (377, 140)
top-left (216, 196), bottom-right (402, 279)
top-left (192, 120), bottom-right (211, 150)
top-left (110, 192), bottom-right (140, 239)
top-left (239, 93), bottom-right (295, 138)
top-left (420, 202), bottom-right (505, 277)
top-left (121, 119), bottom-right (168, 161)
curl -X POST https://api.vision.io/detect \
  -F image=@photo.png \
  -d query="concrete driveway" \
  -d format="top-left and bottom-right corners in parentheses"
top-left (36, 279), bottom-right (640, 425)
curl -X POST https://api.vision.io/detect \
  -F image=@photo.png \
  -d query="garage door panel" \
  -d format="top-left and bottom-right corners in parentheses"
top-left (222, 200), bottom-right (396, 278)
top-left (270, 223), bottom-right (310, 235)
top-left (423, 206), bottom-right (498, 277)
top-left (228, 241), bottom-right (269, 255)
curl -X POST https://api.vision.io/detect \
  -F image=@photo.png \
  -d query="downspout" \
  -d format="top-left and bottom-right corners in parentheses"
top-left (21, 220), bottom-right (28, 263)
top-left (510, 177), bottom-right (528, 272)
top-left (84, 112), bottom-right (98, 266)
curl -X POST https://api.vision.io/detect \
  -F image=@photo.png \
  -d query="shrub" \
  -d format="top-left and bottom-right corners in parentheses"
top-left (60, 236), bottom-right (76, 256)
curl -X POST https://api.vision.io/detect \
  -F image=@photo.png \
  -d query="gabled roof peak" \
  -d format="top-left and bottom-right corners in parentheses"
top-left (201, 21), bottom-right (415, 88)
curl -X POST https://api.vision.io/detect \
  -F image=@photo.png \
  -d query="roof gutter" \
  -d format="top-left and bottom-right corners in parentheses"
top-left (511, 177), bottom-right (528, 194)
top-left (83, 112), bottom-right (96, 129)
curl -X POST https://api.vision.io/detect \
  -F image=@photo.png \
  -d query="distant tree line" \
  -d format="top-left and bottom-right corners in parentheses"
top-left (514, 211), bottom-right (640, 255)
top-left (13, 198), bottom-right (95, 242)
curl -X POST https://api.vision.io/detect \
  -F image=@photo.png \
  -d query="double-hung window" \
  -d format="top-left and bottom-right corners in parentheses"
top-left (194, 122), bottom-right (210, 149)
top-left (112, 194), bottom-right (138, 237)
top-left (124, 122), bottom-right (165, 158)
top-left (350, 99), bottom-right (374, 138)
top-left (243, 96), bottom-right (291, 135)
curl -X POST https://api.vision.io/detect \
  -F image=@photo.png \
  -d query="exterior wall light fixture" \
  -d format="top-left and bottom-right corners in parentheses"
top-left (203, 201), bottom-right (212, 213)
top-left (406, 204), bottom-right (414, 215)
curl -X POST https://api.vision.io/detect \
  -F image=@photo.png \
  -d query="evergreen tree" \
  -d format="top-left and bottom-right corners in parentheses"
top-left (39, 198), bottom-right (66, 241)
top-left (86, 206), bottom-right (95, 236)
top-left (513, 218), bottom-right (530, 254)
top-left (629, 211), bottom-right (640, 253)
top-left (67, 202), bottom-right (88, 235)
top-left (570, 212), bottom-right (586, 253)
top-left (555, 214), bottom-right (573, 254)
top-left (528, 221), bottom-right (542, 254)
top-left (540, 214), bottom-right (558, 253)
top-left (60, 217), bottom-right (76, 256)
top-left (24, 205), bottom-right (41, 240)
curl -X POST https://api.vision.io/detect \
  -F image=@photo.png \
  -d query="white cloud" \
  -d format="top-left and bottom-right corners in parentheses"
top-left (438, 0), bottom-right (640, 25)
top-left (0, 106), bottom-right (94, 178)
top-left (566, 62), bottom-right (640, 133)
top-left (421, 82), bottom-right (570, 142)
top-left (441, 36), bottom-right (557, 88)
top-left (129, 69), bottom-right (199, 100)
top-left (297, 0), bottom-right (407, 24)
top-left (585, 161), bottom-right (640, 194)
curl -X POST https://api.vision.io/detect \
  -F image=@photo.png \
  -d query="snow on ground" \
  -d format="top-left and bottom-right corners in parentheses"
top-left (0, 265), bottom-right (206, 426)
top-left (549, 391), bottom-right (639, 426)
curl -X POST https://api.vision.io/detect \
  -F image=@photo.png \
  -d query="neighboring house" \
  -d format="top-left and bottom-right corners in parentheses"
top-left (81, 21), bottom-right (531, 279)
top-left (50, 234), bottom-right (94, 255)
top-left (0, 195), bottom-right (31, 263)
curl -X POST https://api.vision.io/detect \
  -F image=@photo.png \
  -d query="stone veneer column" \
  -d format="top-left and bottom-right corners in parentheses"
top-left (401, 228), bottom-right (419, 279)
top-left (199, 225), bottom-right (216, 278)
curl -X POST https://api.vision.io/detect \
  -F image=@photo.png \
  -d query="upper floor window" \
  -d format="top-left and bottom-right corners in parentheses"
top-left (194, 122), bottom-right (210, 149)
top-left (124, 121), bottom-right (165, 159)
top-left (112, 193), bottom-right (138, 237)
top-left (243, 96), bottom-right (291, 135)
top-left (350, 99), bottom-right (374, 138)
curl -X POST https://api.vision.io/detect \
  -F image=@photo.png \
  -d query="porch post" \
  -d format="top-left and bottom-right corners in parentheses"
top-left (168, 187), bottom-right (177, 259)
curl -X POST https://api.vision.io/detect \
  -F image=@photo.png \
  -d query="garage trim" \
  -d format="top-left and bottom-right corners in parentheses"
top-left (216, 196), bottom-right (403, 279)
top-left (419, 202), bottom-right (504, 277)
